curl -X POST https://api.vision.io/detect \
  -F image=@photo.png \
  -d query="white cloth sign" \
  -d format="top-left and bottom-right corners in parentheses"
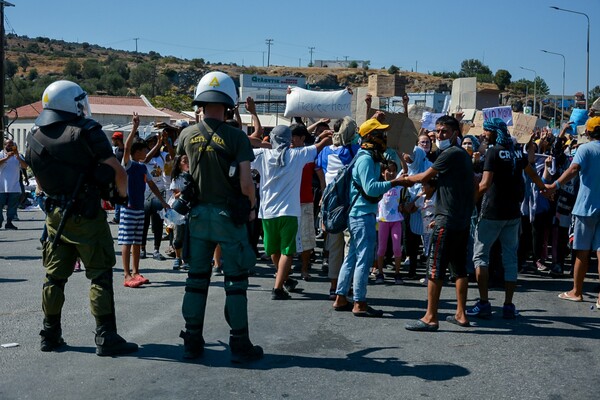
top-left (482, 106), bottom-right (513, 126)
top-left (284, 87), bottom-right (352, 119)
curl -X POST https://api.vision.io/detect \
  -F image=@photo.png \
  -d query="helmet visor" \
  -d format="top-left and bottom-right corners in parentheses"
top-left (75, 91), bottom-right (92, 118)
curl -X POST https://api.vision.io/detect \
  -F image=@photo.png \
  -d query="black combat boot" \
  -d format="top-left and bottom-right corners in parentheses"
top-left (179, 330), bottom-right (205, 360)
top-left (95, 315), bottom-right (138, 357)
top-left (40, 315), bottom-right (65, 352)
top-left (229, 335), bottom-right (263, 364)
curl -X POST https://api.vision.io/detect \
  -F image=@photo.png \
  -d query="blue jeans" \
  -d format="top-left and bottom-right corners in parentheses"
top-left (335, 214), bottom-right (376, 302)
top-left (473, 218), bottom-right (520, 282)
top-left (0, 192), bottom-right (20, 225)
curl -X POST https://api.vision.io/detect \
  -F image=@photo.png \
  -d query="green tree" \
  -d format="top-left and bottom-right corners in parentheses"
top-left (510, 79), bottom-right (532, 96)
top-left (81, 59), bottom-right (103, 79)
top-left (4, 59), bottom-right (18, 78)
top-left (155, 75), bottom-right (172, 96)
top-left (26, 42), bottom-right (41, 53)
top-left (63, 59), bottom-right (81, 77)
top-left (18, 54), bottom-right (30, 72)
top-left (27, 68), bottom-right (39, 81)
top-left (459, 59), bottom-right (492, 77)
top-left (589, 85), bottom-right (600, 106)
top-left (106, 59), bottom-right (129, 80)
top-left (138, 82), bottom-right (154, 97)
top-left (494, 69), bottom-right (512, 90)
top-left (348, 60), bottom-right (358, 68)
top-left (190, 58), bottom-right (205, 68)
top-left (100, 71), bottom-right (126, 94)
top-left (130, 63), bottom-right (156, 88)
top-left (534, 76), bottom-right (550, 96)
top-left (387, 65), bottom-right (400, 74)
top-left (152, 91), bottom-right (193, 112)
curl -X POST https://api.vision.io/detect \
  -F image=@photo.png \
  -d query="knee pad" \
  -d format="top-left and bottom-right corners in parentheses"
top-left (224, 274), bottom-right (248, 296)
top-left (91, 270), bottom-right (114, 292)
top-left (44, 274), bottom-right (67, 290)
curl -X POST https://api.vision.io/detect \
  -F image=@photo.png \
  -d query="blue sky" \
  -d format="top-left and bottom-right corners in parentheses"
top-left (5, 0), bottom-right (598, 97)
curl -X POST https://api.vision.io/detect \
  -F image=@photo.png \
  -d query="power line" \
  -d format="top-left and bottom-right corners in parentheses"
top-left (308, 47), bottom-right (315, 66)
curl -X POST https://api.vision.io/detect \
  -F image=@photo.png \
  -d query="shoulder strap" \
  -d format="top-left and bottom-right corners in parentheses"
top-left (345, 144), bottom-right (355, 158)
top-left (197, 120), bottom-right (224, 162)
top-left (198, 120), bottom-right (230, 162)
top-left (351, 152), bottom-right (382, 204)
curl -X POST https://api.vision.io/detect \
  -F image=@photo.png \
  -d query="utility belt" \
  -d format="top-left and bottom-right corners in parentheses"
top-left (46, 187), bottom-right (101, 219)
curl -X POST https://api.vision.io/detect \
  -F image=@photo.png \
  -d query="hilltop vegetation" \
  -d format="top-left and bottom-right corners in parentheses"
top-left (7, 34), bottom-right (594, 117)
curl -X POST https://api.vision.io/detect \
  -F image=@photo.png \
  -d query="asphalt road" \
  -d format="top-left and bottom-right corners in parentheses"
top-left (1, 208), bottom-right (599, 400)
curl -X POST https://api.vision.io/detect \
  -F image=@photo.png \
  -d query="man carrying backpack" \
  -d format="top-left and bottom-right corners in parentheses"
top-left (331, 117), bottom-right (407, 317)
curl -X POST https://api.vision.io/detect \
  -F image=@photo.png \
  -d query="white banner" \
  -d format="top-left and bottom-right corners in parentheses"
top-left (284, 87), bottom-right (352, 119)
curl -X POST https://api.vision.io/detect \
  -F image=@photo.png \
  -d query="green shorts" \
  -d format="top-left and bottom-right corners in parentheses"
top-left (262, 216), bottom-right (298, 256)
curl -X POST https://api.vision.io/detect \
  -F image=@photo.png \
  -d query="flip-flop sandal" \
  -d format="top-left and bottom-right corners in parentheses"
top-left (446, 316), bottom-right (471, 327)
top-left (352, 306), bottom-right (383, 318)
top-left (558, 292), bottom-right (583, 302)
top-left (333, 302), bottom-right (353, 312)
top-left (135, 274), bottom-right (150, 284)
top-left (405, 319), bottom-right (439, 331)
top-left (124, 278), bottom-right (142, 288)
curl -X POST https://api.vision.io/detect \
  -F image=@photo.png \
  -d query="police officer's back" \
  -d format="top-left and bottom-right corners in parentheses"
top-left (26, 80), bottom-right (137, 356)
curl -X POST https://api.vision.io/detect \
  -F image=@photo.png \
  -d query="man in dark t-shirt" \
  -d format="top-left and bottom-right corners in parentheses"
top-left (468, 118), bottom-right (547, 320)
top-left (400, 116), bottom-right (475, 331)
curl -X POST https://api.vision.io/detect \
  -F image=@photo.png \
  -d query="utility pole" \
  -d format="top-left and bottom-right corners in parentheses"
top-left (1, 1), bottom-right (15, 135)
top-left (308, 46), bottom-right (315, 66)
top-left (133, 38), bottom-right (139, 53)
top-left (265, 39), bottom-right (273, 67)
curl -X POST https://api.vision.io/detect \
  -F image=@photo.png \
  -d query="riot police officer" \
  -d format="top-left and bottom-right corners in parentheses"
top-left (177, 71), bottom-right (262, 363)
top-left (26, 80), bottom-right (138, 356)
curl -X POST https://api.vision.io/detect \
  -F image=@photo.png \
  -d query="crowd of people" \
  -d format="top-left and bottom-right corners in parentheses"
top-left (3, 71), bottom-right (599, 362)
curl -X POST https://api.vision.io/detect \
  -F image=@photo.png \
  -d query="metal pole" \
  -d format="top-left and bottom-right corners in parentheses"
top-left (265, 39), bottom-right (273, 67)
top-left (520, 66), bottom-right (538, 116)
top-left (550, 7), bottom-right (590, 109)
top-left (0, 2), bottom-right (15, 135)
top-left (541, 50), bottom-right (566, 127)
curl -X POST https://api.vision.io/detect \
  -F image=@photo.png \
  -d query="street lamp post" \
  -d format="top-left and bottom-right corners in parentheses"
top-left (520, 66), bottom-right (538, 117)
top-left (550, 6), bottom-right (590, 109)
top-left (541, 50), bottom-right (566, 127)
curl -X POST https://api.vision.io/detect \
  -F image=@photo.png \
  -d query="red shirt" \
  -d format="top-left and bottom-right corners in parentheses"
top-left (300, 162), bottom-right (315, 204)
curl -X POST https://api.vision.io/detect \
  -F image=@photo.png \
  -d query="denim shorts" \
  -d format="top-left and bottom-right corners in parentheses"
top-left (573, 214), bottom-right (600, 251)
top-left (473, 218), bottom-right (520, 282)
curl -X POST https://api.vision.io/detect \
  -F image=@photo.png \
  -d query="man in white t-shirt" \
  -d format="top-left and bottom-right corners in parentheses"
top-left (0, 139), bottom-right (28, 229)
top-left (252, 124), bottom-right (331, 299)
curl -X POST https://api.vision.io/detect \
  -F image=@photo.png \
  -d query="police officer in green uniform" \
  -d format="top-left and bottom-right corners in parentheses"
top-left (177, 71), bottom-right (263, 363)
top-left (26, 80), bottom-right (138, 356)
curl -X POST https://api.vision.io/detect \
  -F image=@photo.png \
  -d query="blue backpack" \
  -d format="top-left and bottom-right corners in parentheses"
top-left (321, 153), bottom-right (380, 234)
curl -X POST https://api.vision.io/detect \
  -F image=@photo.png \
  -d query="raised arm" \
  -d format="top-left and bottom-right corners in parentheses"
top-left (123, 112), bottom-right (139, 165)
top-left (246, 97), bottom-right (264, 139)
top-left (144, 134), bottom-right (162, 163)
top-left (307, 118), bottom-right (330, 134)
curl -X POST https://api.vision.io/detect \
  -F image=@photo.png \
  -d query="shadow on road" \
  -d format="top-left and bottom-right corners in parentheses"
top-left (133, 343), bottom-right (471, 380)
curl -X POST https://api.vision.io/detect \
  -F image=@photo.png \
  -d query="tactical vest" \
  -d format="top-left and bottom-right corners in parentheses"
top-left (26, 118), bottom-right (102, 198)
